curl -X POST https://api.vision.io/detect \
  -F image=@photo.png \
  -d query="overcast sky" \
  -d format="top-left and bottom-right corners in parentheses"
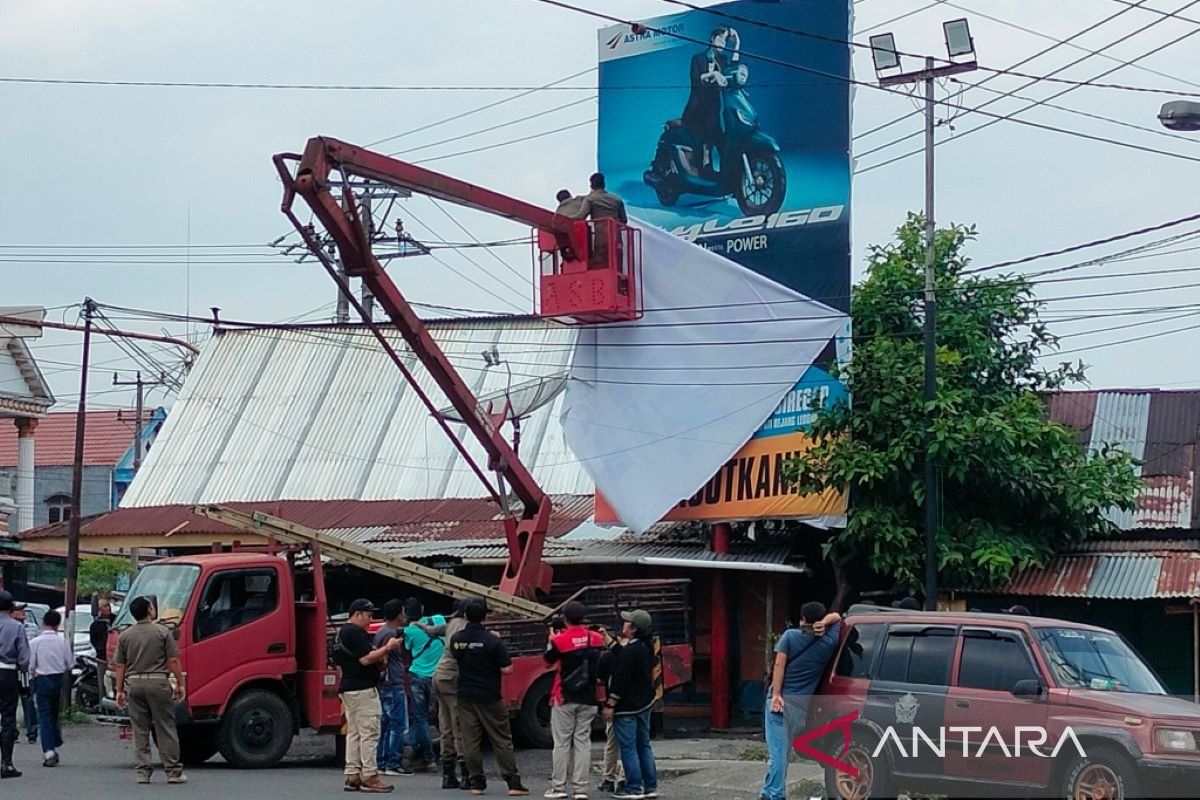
top-left (4, 0), bottom-right (1200, 410)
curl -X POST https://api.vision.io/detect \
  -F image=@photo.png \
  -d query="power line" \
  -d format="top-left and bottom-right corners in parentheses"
top-left (857, 0), bottom-right (1200, 171)
top-left (390, 95), bottom-right (596, 158)
top-left (965, 212), bottom-right (1200, 274)
top-left (427, 198), bottom-right (529, 288)
top-left (412, 118), bottom-right (596, 164)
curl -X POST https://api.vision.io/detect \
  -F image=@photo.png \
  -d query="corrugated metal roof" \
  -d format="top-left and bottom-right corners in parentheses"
top-left (1047, 390), bottom-right (1200, 530)
top-left (0, 410), bottom-right (142, 467)
top-left (17, 494), bottom-right (595, 541)
top-left (987, 545), bottom-right (1200, 600)
top-left (122, 320), bottom-right (587, 507)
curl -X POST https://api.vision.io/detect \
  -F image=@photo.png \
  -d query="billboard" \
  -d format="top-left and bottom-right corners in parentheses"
top-left (596, 0), bottom-right (852, 526)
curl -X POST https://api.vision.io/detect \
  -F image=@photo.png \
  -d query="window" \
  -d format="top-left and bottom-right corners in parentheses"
top-left (836, 623), bottom-right (882, 678)
top-left (957, 631), bottom-right (1040, 692)
top-left (45, 494), bottom-right (72, 524)
top-left (194, 569), bottom-right (278, 641)
top-left (877, 627), bottom-right (956, 686)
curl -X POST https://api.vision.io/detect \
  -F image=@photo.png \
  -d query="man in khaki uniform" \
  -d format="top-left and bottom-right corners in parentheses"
top-left (419, 598), bottom-right (470, 789)
top-left (113, 596), bottom-right (186, 785)
top-left (571, 173), bottom-right (628, 268)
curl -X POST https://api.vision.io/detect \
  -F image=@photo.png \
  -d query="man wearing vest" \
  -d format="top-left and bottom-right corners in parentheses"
top-left (543, 602), bottom-right (603, 800)
top-left (402, 598), bottom-right (445, 773)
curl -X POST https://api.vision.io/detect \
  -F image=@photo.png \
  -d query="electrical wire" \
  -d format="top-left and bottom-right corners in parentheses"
top-left (390, 95), bottom-right (596, 158)
top-left (412, 118), bottom-right (596, 165)
top-left (526, 0), bottom-right (1200, 168)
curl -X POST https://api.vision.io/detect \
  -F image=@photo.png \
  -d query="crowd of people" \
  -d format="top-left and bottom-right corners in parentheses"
top-left (334, 594), bottom-right (660, 799)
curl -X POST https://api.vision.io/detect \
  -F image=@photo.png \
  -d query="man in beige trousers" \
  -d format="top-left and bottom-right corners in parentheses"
top-left (335, 598), bottom-right (402, 793)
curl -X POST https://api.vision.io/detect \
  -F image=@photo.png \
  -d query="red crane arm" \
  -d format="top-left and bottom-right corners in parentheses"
top-left (274, 136), bottom-right (556, 597)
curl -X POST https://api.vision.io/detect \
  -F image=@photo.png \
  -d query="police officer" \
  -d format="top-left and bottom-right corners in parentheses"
top-left (112, 596), bottom-right (187, 785)
top-left (0, 590), bottom-right (31, 778)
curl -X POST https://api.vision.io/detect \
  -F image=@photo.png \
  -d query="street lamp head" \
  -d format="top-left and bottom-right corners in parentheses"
top-left (1159, 100), bottom-right (1200, 132)
top-left (943, 18), bottom-right (974, 59)
top-left (869, 32), bottom-right (900, 73)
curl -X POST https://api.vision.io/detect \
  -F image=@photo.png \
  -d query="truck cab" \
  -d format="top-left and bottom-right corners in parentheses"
top-left (105, 552), bottom-right (343, 767)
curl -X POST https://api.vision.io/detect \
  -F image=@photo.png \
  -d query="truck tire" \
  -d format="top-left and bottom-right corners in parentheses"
top-left (516, 676), bottom-right (554, 750)
top-left (179, 727), bottom-right (219, 766)
top-left (216, 688), bottom-right (294, 768)
top-left (824, 730), bottom-right (890, 800)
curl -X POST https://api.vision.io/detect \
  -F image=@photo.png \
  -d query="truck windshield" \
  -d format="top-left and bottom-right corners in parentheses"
top-left (1036, 627), bottom-right (1166, 695)
top-left (113, 564), bottom-right (201, 629)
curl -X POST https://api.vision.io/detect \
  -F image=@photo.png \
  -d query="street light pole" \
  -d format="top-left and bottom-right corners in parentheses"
top-left (872, 22), bottom-right (979, 610)
top-left (922, 57), bottom-right (939, 612)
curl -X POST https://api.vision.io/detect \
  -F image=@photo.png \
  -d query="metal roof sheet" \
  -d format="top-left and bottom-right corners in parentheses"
top-left (122, 321), bottom-right (586, 507)
top-left (17, 494), bottom-right (594, 541)
top-left (990, 547), bottom-right (1200, 600)
top-left (1047, 390), bottom-right (1199, 530)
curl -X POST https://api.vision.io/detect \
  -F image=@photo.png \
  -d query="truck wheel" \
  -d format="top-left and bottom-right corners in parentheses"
top-left (1060, 746), bottom-right (1140, 800)
top-left (216, 689), bottom-right (294, 768)
top-left (515, 676), bottom-right (554, 750)
top-left (179, 727), bottom-right (219, 766)
top-left (824, 730), bottom-right (889, 800)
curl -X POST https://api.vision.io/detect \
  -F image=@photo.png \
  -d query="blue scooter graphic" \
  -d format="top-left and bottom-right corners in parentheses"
top-left (643, 62), bottom-right (787, 217)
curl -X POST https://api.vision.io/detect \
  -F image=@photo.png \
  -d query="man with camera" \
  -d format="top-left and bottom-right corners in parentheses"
top-left (543, 602), bottom-right (604, 800)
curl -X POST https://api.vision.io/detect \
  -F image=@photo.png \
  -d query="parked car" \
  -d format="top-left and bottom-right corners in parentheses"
top-left (809, 605), bottom-right (1200, 799)
top-left (15, 602), bottom-right (49, 639)
top-left (54, 602), bottom-right (122, 657)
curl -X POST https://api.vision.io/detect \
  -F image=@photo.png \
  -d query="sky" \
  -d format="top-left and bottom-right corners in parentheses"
top-left (3, 0), bottom-right (1200, 412)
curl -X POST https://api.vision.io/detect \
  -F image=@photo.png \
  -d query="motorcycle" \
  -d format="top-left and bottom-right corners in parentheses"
top-left (643, 61), bottom-right (787, 217)
top-left (72, 654), bottom-right (100, 712)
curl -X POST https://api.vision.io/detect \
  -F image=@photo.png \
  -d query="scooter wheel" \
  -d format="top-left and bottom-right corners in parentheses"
top-left (655, 187), bottom-right (679, 207)
top-left (737, 152), bottom-right (786, 217)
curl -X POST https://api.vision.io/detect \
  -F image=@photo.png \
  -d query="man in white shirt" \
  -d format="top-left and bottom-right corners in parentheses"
top-left (28, 609), bottom-right (72, 768)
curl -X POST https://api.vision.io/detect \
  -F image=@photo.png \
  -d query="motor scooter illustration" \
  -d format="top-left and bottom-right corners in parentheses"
top-left (643, 60), bottom-right (787, 216)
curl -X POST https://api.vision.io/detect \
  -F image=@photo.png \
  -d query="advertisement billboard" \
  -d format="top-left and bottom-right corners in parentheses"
top-left (595, 0), bottom-right (852, 526)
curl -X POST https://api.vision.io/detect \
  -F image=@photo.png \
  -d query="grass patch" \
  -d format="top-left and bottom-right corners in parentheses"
top-left (61, 708), bottom-right (92, 726)
top-left (739, 744), bottom-right (769, 762)
top-left (789, 777), bottom-right (825, 797)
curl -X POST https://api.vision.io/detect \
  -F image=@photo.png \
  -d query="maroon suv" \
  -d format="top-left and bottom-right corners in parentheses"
top-left (808, 605), bottom-right (1200, 799)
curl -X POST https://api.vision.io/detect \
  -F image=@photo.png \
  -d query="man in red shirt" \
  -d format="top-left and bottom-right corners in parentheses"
top-left (543, 602), bottom-right (603, 800)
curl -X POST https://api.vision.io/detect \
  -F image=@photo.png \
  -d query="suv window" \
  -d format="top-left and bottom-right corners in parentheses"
top-left (836, 623), bottom-right (882, 678)
top-left (194, 569), bottom-right (278, 641)
top-left (877, 627), bottom-right (956, 685)
top-left (957, 630), bottom-right (1040, 692)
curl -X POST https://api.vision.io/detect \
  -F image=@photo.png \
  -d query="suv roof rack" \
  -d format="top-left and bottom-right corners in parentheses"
top-left (846, 603), bottom-right (911, 616)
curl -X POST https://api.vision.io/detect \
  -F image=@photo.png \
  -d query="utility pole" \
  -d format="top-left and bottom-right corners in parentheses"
top-left (113, 371), bottom-right (166, 472)
top-left (64, 298), bottom-right (95, 656)
top-left (873, 22), bottom-right (978, 610)
top-left (361, 194), bottom-right (376, 321)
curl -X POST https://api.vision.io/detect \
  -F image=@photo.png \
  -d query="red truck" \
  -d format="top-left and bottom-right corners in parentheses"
top-left (102, 539), bottom-right (693, 766)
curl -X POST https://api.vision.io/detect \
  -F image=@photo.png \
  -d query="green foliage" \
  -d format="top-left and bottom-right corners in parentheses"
top-left (77, 555), bottom-right (129, 598)
top-left (787, 214), bottom-right (1141, 592)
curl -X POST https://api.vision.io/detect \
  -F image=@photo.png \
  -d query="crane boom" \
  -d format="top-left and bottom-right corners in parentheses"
top-left (273, 137), bottom-right (564, 598)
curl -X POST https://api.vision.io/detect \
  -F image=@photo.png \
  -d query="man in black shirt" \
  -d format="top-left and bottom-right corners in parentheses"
top-left (450, 599), bottom-right (528, 797)
top-left (543, 601), bottom-right (603, 800)
top-left (602, 610), bottom-right (658, 800)
top-left (335, 598), bottom-right (401, 794)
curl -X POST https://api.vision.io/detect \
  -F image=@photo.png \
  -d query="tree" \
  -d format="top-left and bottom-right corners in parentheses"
top-left (77, 555), bottom-right (130, 599)
top-left (787, 215), bottom-right (1141, 608)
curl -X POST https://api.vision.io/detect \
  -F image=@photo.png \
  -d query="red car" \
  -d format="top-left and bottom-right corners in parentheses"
top-left (808, 606), bottom-right (1200, 799)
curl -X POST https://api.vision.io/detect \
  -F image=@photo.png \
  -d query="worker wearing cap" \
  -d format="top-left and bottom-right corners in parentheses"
top-left (112, 595), bottom-right (187, 785)
top-left (543, 601), bottom-right (604, 800)
top-left (601, 609), bottom-right (658, 800)
top-left (335, 598), bottom-right (402, 794)
top-left (0, 591), bottom-right (31, 778)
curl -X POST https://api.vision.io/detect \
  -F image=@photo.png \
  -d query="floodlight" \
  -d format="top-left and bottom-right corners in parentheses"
top-left (943, 18), bottom-right (974, 59)
top-left (1159, 100), bottom-right (1200, 132)
top-left (868, 33), bottom-right (900, 72)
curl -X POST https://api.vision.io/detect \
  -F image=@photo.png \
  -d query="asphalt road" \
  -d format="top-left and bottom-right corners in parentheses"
top-left (8, 721), bottom-right (764, 800)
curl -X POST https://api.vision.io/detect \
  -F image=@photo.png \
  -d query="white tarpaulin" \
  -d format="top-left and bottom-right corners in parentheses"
top-left (561, 220), bottom-right (848, 532)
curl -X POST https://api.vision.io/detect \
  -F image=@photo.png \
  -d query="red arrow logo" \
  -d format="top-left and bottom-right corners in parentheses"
top-left (791, 710), bottom-right (860, 778)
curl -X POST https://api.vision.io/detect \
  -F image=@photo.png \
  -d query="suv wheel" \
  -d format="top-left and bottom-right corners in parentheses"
top-left (824, 731), bottom-right (890, 800)
top-left (1061, 746), bottom-right (1140, 800)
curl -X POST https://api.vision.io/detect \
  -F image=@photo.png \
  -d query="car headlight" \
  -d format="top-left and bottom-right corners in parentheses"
top-left (1155, 729), bottom-right (1198, 752)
